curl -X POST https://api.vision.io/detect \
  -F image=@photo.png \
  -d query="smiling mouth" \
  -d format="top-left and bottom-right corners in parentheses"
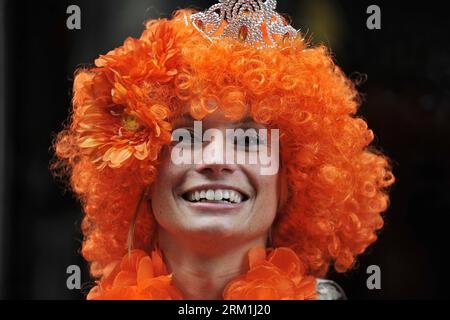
top-left (181, 188), bottom-right (249, 204)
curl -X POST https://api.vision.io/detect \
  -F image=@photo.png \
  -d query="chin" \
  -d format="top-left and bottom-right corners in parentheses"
top-left (184, 220), bottom-right (244, 239)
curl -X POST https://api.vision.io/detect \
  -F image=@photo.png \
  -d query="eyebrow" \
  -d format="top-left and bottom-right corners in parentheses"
top-left (172, 113), bottom-right (195, 127)
top-left (238, 116), bottom-right (254, 125)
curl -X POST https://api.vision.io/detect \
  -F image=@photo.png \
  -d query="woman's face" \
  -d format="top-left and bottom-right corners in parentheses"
top-left (150, 109), bottom-right (281, 248)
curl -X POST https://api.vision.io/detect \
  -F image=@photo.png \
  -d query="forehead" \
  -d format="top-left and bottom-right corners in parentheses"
top-left (172, 110), bottom-right (258, 128)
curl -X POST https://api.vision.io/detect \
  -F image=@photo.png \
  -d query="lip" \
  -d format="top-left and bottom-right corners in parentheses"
top-left (178, 183), bottom-right (251, 212)
top-left (179, 184), bottom-right (250, 199)
top-left (182, 199), bottom-right (246, 212)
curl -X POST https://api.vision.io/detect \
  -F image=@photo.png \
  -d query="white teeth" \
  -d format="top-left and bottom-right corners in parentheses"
top-left (206, 190), bottom-right (215, 200)
top-left (184, 188), bottom-right (245, 203)
top-left (214, 190), bottom-right (223, 201)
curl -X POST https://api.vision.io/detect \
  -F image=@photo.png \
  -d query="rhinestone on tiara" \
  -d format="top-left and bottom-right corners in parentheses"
top-left (190, 0), bottom-right (300, 49)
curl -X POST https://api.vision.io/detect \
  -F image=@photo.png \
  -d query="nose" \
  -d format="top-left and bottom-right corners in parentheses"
top-left (194, 132), bottom-right (237, 176)
top-left (195, 161), bottom-right (236, 176)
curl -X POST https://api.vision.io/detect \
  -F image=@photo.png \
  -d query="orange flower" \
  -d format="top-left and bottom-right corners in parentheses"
top-left (74, 80), bottom-right (171, 170)
top-left (72, 20), bottom-right (182, 170)
top-left (223, 247), bottom-right (318, 300)
top-left (87, 249), bottom-right (183, 300)
top-left (95, 20), bottom-right (180, 84)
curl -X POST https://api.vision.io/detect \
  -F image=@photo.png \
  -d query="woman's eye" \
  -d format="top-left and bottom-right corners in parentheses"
top-left (234, 132), bottom-right (266, 151)
top-left (186, 128), bottom-right (203, 143)
top-left (184, 128), bottom-right (205, 145)
top-left (171, 127), bottom-right (202, 146)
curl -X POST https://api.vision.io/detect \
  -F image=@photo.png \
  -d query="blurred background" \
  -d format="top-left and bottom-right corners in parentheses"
top-left (1, 0), bottom-right (449, 299)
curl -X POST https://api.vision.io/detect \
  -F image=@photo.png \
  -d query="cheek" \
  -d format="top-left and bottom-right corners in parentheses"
top-left (150, 176), bottom-right (168, 224)
top-left (245, 165), bottom-right (280, 229)
top-left (149, 153), bottom-right (180, 222)
top-left (257, 175), bottom-right (279, 210)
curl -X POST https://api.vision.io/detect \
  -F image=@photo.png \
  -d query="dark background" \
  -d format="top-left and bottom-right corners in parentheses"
top-left (1, 0), bottom-right (449, 299)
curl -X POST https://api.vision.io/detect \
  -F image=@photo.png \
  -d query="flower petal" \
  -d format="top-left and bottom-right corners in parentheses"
top-left (134, 142), bottom-right (149, 160)
top-left (151, 249), bottom-right (168, 277)
top-left (137, 256), bottom-right (154, 284)
top-left (245, 285), bottom-right (279, 300)
top-left (78, 137), bottom-right (105, 148)
top-left (120, 250), bottom-right (148, 272)
top-left (246, 264), bottom-right (282, 281)
top-left (268, 247), bottom-right (304, 276)
top-left (108, 147), bottom-right (133, 167)
top-left (248, 246), bottom-right (266, 268)
top-left (112, 271), bottom-right (136, 288)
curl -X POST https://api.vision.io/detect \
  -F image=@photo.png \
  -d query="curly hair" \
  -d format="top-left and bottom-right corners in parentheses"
top-left (52, 9), bottom-right (394, 279)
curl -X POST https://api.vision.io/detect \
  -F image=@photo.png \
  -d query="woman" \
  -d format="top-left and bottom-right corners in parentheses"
top-left (53, 1), bottom-right (394, 300)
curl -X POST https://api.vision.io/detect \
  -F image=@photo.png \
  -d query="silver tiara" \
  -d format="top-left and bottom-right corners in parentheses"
top-left (190, 0), bottom-right (300, 49)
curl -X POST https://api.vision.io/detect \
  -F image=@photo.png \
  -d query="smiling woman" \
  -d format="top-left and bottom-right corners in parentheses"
top-left (52, 0), bottom-right (394, 300)
top-left (149, 111), bottom-right (282, 299)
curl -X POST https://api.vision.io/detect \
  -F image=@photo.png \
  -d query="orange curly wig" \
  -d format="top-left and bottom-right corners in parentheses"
top-left (52, 9), bottom-right (394, 279)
